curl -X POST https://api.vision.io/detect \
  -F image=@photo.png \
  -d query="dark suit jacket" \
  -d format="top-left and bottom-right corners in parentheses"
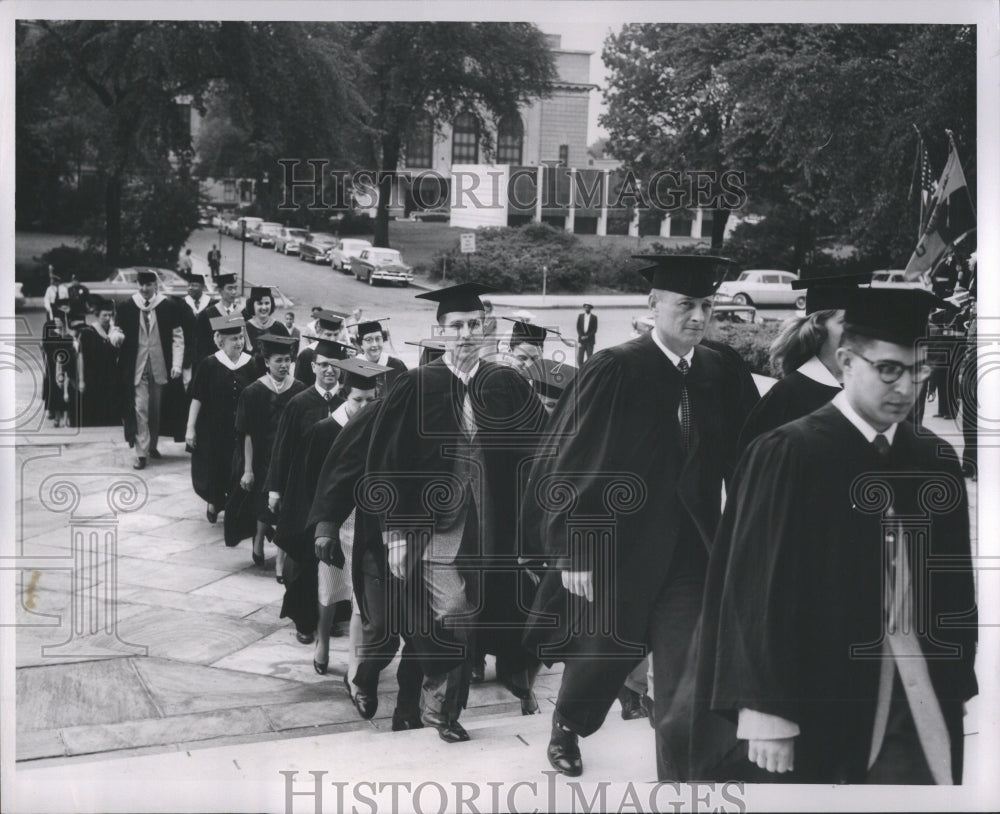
top-left (576, 312), bottom-right (597, 346)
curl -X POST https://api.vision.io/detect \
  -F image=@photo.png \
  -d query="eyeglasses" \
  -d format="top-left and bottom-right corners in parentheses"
top-left (848, 350), bottom-right (932, 384)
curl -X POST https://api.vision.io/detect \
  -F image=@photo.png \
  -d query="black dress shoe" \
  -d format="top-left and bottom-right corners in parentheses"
top-left (295, 630), bottom-right (315, 645)
top-left (252, 547), bottom-right (265, 566)
top-left (470, 663), bottom-right (485, 683)
top-left (618, 686), bottom-right (646, 720)
top-left (346, 674), bottom-right (379, 719)
top-left (521, 692), bottom-right (540, 716)
top-left (313, 659), bottom-right (328, 675)
top-left (435, 721), bottom-right (470, 743)
top-left (133, 457), bottom-right (147, 470)
top-left (148, 448), bottom-right (162, 459)
top-left (206, 506), bottom-right (219, 524)
top-left (391, 710), bottom-right (424, 731)
top-left (547, 726), bottom-right (583, 776)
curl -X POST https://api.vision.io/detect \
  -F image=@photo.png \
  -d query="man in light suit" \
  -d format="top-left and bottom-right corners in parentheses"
top-left (115, 270), bottom-right (184, 470)
top-left (576, 303), bottom-right (597, 366)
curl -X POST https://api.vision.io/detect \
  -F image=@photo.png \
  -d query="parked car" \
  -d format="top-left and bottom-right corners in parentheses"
top-left (298, 232), bottom-right (340, 263)
top-left (197, 206), bottom-right (217, 227)
top-left (716, 269), bottom-right (803, 308)
top-left (86, 267), bottom-right (190, 303)
top-left (869, 270), bottom-right (931, 290)
top-left (351, 248), bottom-right (413, 286)
top-left (274, 227), bottom-right (310, 255)
top-left (229, 216), bottom-right (263, 240)
top-left (249, 222), bottom-right (282, 248)
top-left (329, 238), bottom-right (374, 273)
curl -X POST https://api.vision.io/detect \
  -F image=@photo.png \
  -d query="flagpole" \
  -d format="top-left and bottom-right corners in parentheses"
top-left (911, 124), bottom-right (924, 242)
top-left (946, 129), bottom-right (977, 218)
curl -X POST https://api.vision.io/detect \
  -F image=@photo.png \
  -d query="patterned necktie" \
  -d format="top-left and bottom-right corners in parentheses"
top-left (677, 357), bottom-right (691, 451)
top-left (322, 390), bottom-right (333, 414)
top-left (455, 377), bottom-right (476, 439)
top-left (873, 433), bottom-right (890, 457)
top-left (142, 300), bottom-right (150, 332)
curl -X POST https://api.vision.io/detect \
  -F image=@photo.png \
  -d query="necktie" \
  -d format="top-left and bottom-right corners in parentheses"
top-left (677, 357), bottom-right (691, 451)
top-left (456, 377), bottom-right (476, 439)
top-left (873, 433), bottom-right (890, 457)
top-left (142, 300), bottom-right (150, 332)
top-left (322, 390), bottom-right (333, 413)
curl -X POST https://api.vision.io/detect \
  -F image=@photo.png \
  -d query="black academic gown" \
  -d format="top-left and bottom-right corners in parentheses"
top-left (265, 386), bottom-right (344, 545)
top-left (77, 325), bottom-right (122, 426)
top-left (738, 367), bottom-right (840, 452)
top-left (189, 353), bottom-right (256, 506)
top-left (376, 356), bottom-right (407, 398)
top-left (366, 359), bottom-right (547, 674)
top-left (294, 346), bottom-right (317, 387)
top-left (687, 404), bottom-right (977, 784)
top-left (224, 377), bottom-right (307, 546)
top-left (521, 334), bottom-right (757, 655)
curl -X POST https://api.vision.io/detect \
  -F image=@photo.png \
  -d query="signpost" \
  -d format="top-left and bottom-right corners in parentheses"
top-left (460, 232), bottom-right (475, 280)
top-left (240, 220), bottom-right (247, 297)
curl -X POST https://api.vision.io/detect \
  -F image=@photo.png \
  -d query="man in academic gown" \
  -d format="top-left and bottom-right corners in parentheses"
top-left (366, 283), bottom-right (547, 743)
top-left (194, 273), bottom-right (242, 365)
top-left (266, 338), bottom-right (351, 638)
top-left (687, 287), bottom-right (977, 784)
top-left (520, 255), bottom-right (758, 778)
top-left (115, 270), bottom-right (185, 469)
top-left (276, 358), bottom-right (389, 653)
top-left (351, 318), bottom-right (407, 397)
top-left (737, 272), bottom-right (872, 451)
top-left (175, 272), bottom-right (216, 388)
top-left (294, 310), bottom-right (352, 387)
top-left (76, 298), bottom-right (123, 426)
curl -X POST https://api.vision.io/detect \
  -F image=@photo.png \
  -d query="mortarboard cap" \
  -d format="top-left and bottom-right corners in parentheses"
top-left (333, 357), bottom-right (392, 391)
top-left (530, 358), bottom-right (576, 399)
top-left (630, 254), bottom-right (732, 297)
top-left (249, 286), bottom-right (273, 301)
top-left (313, 338), bottom-right (357, 361)
top-left (504, 317), bottom-right (559, 348)
top-left (184, 272), bottom-right (207, 285)
top-left (67, 308), bottom-right (88, 328)
top-left (405, 338), bottom-right (447, 365)
top-left (216, 273), bottom-right (238, 286)
top-left (354, 318), bottom-right (389, 339)
top-left (316, 309), bottom-right (349, 331)
top-left (136, 270), bottom-right (158, 285)
top-left (258, 334), bottom-right (297, 357)
top-left (791, 271), bottom-right (873, 314)
top-left (210, 315), bottom-right (245, 334)
top-left (94, 297), bottom-right (116, 312)
top-left (415, 282), bottom-right (496, 320)
top-left (843, 288), bottom-right (951, 345)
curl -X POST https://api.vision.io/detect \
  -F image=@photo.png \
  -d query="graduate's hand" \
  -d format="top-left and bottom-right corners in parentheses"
top-left (185, 430), bottom-right (196, 449)
top-left (561, 570), bottom-right (593, 602)
top-left (240, 471), bottom-right (254, 490)
top-left (78, 382), bottom-right (86, 394)
top-left (747, 738), bottom-right (795, 773)
top-left (268, 494), bottom-right (280, 513)
top-left (315, 536), bottom-right (338, 566)
top-left (388, 546), bottom-right (407, 580)
top-left (171, 366), bottom-right (182, 380)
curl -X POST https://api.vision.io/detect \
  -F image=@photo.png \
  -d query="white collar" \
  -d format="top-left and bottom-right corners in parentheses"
top-left (218, 300), bottom-right (241, 315)
top-left (213, 350), bottom-right (252, 371)
top-left (314, 382), bottom-right (338, 400)
top-left (249, 316), bottom-right (276, 330)
top-left (797, 355), bottom-right (841, 388)
top-left (185, 294), bottom-right (210, 313)
top-left (649, 331), bottom-right (695, 370)
top-left (377, 350), bottom-right (391, 366)
top-left (831, 391), bottom-right (898, 444)
top-left (444, 357), bottom-right (480, 384)
top-left (132, 292), bottom-right (165, 310)
top-left (92, 322), bottom-right (113, 340)
top-left (259, 373), bottom-right (295, 394)
top-left (332, 402), bottom-right (351, 427)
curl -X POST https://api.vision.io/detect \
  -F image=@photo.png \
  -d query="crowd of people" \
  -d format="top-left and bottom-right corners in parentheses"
top-left (36, 252), bottom-right (978, 785)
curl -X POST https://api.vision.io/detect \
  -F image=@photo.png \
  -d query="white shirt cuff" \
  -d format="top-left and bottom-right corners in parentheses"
top-left (268, 491), bottom-right (280, 502)
top-left (737, 708), bottom-right (800, 740)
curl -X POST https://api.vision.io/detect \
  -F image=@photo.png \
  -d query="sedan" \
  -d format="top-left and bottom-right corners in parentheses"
top-left (298, 232), bottom-right (340, 263)
top-left (249, 222), bottom-right (282, 248)
top-left (716, 269), bottom-right (803, 308)
top-left (274, 227), bottom-right (310, 255)
top-left (86, 267), bottom-right (190, 304)
top-left (869, 270), bottom-right (931, 291)
top-left (329, 238), bottom-right (373, 273)
top-left (351, 248), bottom-right (413, 286)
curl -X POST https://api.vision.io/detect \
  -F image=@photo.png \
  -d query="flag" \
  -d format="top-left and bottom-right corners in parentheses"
top-left (905, 134), bottom-right (976, 279)
top-left (909, 129), bottom-right (935, 238)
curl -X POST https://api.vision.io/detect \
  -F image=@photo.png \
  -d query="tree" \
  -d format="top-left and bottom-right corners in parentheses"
top-left (600, 24), bottom-right (976, 267)
top-left (346, 22), bottom-right (557, 248)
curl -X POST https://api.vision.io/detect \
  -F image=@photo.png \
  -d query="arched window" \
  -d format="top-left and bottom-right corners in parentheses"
top-left (452, 112), bottom-right (480, 164)
top-left (497, 115), bottom-right (524, 165)
top-left (404, 116), bottom-right (434, 169)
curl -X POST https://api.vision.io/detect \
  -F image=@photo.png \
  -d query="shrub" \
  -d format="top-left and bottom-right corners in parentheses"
top-left (706, 320), bottom-right (783, 376)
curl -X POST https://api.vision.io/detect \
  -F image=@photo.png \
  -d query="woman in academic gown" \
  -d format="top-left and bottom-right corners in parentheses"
top-left (242, 287), bottom-right (290, 376)
top-left (225, 334), bottom-right (306, 561)
top-left (186, 317), bottom-right (256, 523)
top-left (41, 302), bottom-right (75, 427)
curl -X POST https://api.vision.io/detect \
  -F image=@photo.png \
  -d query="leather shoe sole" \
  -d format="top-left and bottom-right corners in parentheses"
top-left (391, 712), bottom-right (424, 731)
top-left (133, 458), bottom-right (147, 470)
top-left (436, 721), bottom-right (470, 743)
